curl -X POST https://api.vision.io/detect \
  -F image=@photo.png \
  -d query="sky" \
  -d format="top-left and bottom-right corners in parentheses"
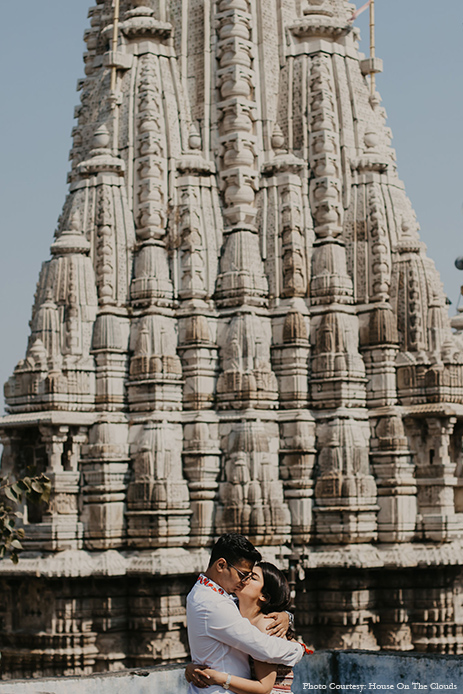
top-left (0, 0), bottom-right (462, 414)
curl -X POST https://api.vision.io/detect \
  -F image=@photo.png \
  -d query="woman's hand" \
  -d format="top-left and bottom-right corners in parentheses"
top-left (198, 668), bottom-right (228, 686)
top-left (185, 662), bottom-right (211, 688)
top-left (264, 610), bottom-right (290, 637)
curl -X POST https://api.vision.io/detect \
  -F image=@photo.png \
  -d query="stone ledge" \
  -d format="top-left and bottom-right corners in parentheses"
top-left (1, 651), bottom-right (463, 692)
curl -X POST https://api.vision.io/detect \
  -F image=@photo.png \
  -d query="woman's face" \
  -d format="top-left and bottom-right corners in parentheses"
top-left (235, 565), bottom-right (266, 606)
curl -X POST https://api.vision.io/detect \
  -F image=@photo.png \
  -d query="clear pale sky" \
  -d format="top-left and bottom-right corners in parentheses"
top-left (0, 1), bottom-right (462, 413)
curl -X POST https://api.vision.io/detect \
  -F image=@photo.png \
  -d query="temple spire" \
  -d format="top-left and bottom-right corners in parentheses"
top-left (2, 0), bottom-right (463, 674)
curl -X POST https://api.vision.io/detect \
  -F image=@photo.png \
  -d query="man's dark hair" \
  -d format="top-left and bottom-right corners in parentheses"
top-left (208, 534), bottom-right (261, 567)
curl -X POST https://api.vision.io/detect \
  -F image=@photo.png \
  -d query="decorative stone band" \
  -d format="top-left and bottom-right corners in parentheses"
top-left (289, 20), bottom-right (351, 39)
top-left (100, 16), bottom-right (172, 42)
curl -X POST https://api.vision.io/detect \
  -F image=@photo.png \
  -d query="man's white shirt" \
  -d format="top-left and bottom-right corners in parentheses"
top-left (186, 574), bottom-right (304, 694)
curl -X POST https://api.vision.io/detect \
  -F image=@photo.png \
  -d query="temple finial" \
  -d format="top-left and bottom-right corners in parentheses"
top-left (110, 0), bottom-right (120, 95)
top-left (369, 0), bottom-right (376, 96)
top-left (351, 0), bottom-right (383, 106)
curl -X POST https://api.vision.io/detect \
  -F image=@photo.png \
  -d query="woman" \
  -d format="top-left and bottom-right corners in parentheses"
top-left (187, 561), bottom-right (300, 694)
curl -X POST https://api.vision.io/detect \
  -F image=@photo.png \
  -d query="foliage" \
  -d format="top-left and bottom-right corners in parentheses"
top-left (0, 472), bottom-right (51, 563)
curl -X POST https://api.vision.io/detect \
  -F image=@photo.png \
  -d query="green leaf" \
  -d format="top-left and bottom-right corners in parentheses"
top-left (31, 481), bottom-right (44, 494)
top-left (4, 487), bottom-right (18, 503)
top-left (12, 483), bottom-right (23, 498)
top-left (41, 486), bottom-right (51, 504)
top-left (18, 478), bottom-right (31, 492)
top-left (10, 539), bottom-right (23, 550)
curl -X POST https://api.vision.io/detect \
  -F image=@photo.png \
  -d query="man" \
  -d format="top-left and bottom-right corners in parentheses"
top-left (186, 534), bottom-right (304, 693)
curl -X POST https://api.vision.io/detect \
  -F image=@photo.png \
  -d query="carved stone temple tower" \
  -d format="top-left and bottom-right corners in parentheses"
top-left (2, 0), bottom-right (463, 677)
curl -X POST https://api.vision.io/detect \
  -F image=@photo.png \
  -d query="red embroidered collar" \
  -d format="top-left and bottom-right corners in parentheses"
top-left (197, 573), bottom-right (230, 597)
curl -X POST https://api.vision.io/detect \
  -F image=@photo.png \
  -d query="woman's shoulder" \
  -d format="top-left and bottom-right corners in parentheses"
top-left (252, 613), bottom-right (269, 633)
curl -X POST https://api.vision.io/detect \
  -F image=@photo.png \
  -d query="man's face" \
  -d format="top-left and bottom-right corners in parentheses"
top-left (218, 558), bottom-right (254, 594)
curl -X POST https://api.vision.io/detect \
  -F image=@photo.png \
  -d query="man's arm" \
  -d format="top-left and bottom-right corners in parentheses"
top-left (206, 601), bottom-right (304, 667)
top-left (264, 611), bottom-right (291, 637)
top-left (233, 595), bottom-right (291, 638)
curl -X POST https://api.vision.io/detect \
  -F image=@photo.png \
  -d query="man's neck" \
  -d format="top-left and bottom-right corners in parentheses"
top-left (203, 568), bottom-right (229, 594)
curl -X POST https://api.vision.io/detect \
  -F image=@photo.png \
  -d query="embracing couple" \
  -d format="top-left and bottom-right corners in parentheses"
top-left (186, 533), bottom-right (310, 694)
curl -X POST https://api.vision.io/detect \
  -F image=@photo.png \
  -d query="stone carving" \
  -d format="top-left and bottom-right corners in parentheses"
top-left (127, 420), bottom-right (190, 547)
top-left (217, 312), bottom-right (278, 409)
top-left (216, 421), bottom-right (291, 544)
top-left (182, 420), bottom-right (221, 543)
top-left (3, 0), bottom-right (463, 677)
top-left (367, 183), bottom-right (391, 302)
top-left (96, 186), bottom-right (116, 305)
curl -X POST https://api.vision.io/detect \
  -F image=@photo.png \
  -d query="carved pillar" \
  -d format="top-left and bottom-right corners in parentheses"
top-left (182, 419), bottom-right (221, 545)
top-left (22, 425), bottom-right (85, 551)
top-left (310, 310), bottom-right (377, 545)
top-left (127, 48), bottom-right (182, 414)
top-left (410, 567), bottom-right (463, 654)
top-left (370, 414), bottom-right (417, 542)
top-left (92, 311), bottom-right (130, 410)
top-left (406, 415), bottom-right (461, 542)
top-left (272, 308), bottom-right (310, 408)
top-left (279, 416), bottom-right (316, 544)
top-left (375, 570), bottom-right (413, 652)
top-left (361, 305), bottom-right (399, 408)
top-left (217, 311), bottom-right (278, 410)
top-left (175, 156), bottom-right (220, 413)
top-left (313, 415), bottom-right (377, 544)
top-left (313, 569), bottom-right (379, 651)
top-left (81, 418), bottom-right (130, 548)
top-left (178, 313), bottom-right (219, 410)
top-left (214, 0), bottom-right (267, 308)
top-left (0, 430), bottom-right (17, 480)
top-left (215, 419), bottom-right (291, 546)
top-left (126, 420), bottom-right (190, 547)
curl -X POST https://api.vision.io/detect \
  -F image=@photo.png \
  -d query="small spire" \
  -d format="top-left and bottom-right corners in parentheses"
top-left (50, 206), bottom-right (91, 256)
top-left (69, 209), bottom-right (81, 232)
top-left (188, 123), bottom-right (202, 150)
top-left (271, 124), bottom-right (285, 152)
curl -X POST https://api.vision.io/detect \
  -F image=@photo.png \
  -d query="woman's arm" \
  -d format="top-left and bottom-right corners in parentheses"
top-left (197, 663), bottom-right (277, 694)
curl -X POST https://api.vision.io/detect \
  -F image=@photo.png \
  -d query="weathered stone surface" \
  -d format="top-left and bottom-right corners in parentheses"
top-left (2, 0), bottom-right (463, 677)
top-left (1, 652), bottom-right (463, 692)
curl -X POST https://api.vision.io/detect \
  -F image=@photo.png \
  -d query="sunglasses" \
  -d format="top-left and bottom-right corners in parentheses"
top-left (227, 561), bottom-right (253, 583)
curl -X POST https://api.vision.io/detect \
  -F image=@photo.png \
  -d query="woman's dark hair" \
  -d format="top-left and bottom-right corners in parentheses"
top-left (208, 534), bottom-right (262, 567)
top-left (258, 561), bottom-right (295, 639)
top-left (258, 562), bottom-right (291, 614)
